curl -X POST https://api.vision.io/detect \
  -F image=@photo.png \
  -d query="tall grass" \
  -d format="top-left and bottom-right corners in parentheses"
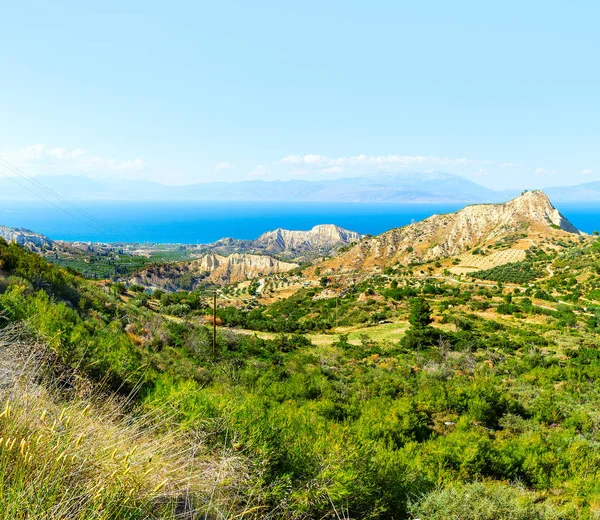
top-left (0, 324), bottom-right (258, 519)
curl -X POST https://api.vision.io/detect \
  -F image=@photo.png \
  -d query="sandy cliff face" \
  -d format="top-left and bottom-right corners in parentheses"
top-left (195, 253), bottom-right (298, 284)
top-left (130, 253), bottom-right (298, 291)
top-left (322, 191), bottom-right (579, 272)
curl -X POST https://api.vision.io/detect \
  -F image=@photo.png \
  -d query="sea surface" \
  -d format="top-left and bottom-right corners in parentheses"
top-left (0, 200), bottom-right (598, 244)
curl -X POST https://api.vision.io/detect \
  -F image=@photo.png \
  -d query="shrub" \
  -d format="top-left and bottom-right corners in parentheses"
top-left (409, 481), bottom-right (570, 519)
top-left (472, 262), bottom-right (542, 284)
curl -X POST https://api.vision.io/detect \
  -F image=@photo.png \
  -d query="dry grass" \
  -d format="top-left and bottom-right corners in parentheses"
top-left (0, 325), bottom-right (261, 519)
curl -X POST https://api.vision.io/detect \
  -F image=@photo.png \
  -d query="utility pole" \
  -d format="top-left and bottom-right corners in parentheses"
top-left (213, 291), bottom-right (217, 356)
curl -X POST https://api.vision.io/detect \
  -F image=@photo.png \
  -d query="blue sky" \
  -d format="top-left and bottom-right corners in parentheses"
top-left (1, 0), bottom-right (599, 190)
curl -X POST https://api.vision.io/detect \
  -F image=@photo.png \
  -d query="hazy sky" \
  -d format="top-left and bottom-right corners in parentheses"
top-left (1, 1), bottom-right (599, 190)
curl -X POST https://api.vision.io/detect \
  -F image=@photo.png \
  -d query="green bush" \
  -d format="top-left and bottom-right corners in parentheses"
top-left (472, 261), bottom-right (542, 284)
top-left (409, 481), bottom-right (570, 519)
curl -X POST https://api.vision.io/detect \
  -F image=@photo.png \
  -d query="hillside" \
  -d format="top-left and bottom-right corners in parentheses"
top-left (320, 190), bottom-right (579, 273)
top-left (129, 252), bottom-right (298, 290)
top-left (125, 225), bottom-right (358, 291)
top-left (3, 209), bottom-right (600, 518)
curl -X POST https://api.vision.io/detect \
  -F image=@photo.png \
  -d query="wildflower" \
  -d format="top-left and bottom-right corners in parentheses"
top-left (75, 434), bottom-right (85, 447)
top-left (40, 409), bottom-right (47, 421)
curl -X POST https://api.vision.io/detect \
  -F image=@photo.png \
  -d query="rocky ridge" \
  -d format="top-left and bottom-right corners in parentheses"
top-left (321, 191), bottom-right (580, 272)
top-left (0, 225), bottom-right (55, 251)
top-left (198, 224), bottom-right (361, 261)
top-left (254, 224), bottom-right (361, 255)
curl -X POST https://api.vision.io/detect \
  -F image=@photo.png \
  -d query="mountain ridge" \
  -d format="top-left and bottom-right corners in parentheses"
top-left (319, 190), bottom-right (580, 273)
top-left (195, 223), bottom-right (361, 261)
top-left (0, 172), bottom-right (511, 203)
top-left (4, 171), bottom-right (600, 202)
top-left (254, 224), bottom-right (361, 254)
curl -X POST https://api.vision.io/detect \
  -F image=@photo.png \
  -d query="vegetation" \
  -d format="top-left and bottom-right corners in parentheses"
top-left (2, 234), bottom-right (600, 518)
top-left (471, 260), bottom-right (543, 284)
top-left (0, 353), bottom-right (236, 519)
top-left (46, 250), bottom-right (151, 279)
top-left (44, 243), bottom-right (200, 280)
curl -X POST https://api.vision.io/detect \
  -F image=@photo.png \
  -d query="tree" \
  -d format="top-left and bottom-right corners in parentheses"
top-left (409, 297), bottom-right (433, 329)
top-left (111, 282), bottom-right (126, 295)
top-left (401, 297), bottom-right (444, 350)
top-left (152, 289), bottom-right (166, 300)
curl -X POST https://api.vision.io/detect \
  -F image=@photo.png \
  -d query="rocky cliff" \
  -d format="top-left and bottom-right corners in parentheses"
top-left (254, 224), bottom-right (361, 254)
top-left (322, 191), bottom-right (579, 272)
top-left (195, 253), bottom-right (298, 284)
top-left (0, 226), bottom-right (55, 251)
top-left (196, 224), bottom-right (361, 261)
top-left (130, 253), bottom-right (298, 291)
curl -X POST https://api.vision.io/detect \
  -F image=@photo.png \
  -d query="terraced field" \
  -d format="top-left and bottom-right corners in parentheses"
top-left (450, 248), bottom-right (526, 275)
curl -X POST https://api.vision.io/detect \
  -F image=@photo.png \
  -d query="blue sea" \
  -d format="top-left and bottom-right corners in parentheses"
top-left (0, 200), bottom-right (598, 244)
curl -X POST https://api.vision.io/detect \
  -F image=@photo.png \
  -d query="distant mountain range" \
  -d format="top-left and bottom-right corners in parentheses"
top-left (2, 171), bottom-right (600, 203)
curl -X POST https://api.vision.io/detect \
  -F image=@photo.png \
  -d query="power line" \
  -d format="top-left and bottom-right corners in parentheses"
top-left (0, 155), bottom-right (116, 235)
top-left (0, 166), bottom-right (109, 237)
